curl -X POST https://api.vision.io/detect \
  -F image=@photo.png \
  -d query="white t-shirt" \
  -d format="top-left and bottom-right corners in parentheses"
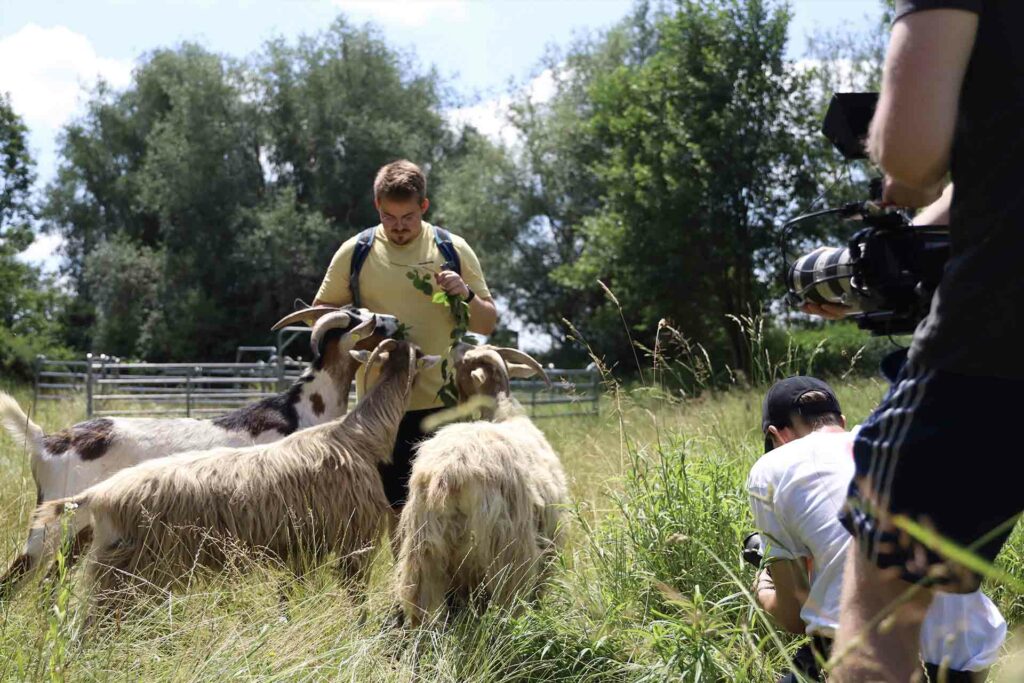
top-left (746, 430), bottom-right (1006, 671)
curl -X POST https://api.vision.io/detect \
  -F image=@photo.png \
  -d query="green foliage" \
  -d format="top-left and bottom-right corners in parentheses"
top-left (557, 0), bottom-right (826, 374)
top-left (0, 93), bottom-right (70, 379)
top-left (405, 267), bottom-right (473, 407)
top-left (0, 93), bottom-right (35, 234)
top-left (1, 376), bottom-right (1021, 680)
top-left (258, 18), bottom-right (450, 228)
top-left (770, 322), bottom-right (906, 380)
top-left (406, 269), bottom-right (434, 297)
top-left (41, 22), bottom-right (456, 361)
top-left (82, 235), bottom-right (163, 358)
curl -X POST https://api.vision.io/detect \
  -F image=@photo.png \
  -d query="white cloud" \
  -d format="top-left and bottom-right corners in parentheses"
top-left (0, 25), bottom-right (134, 268)
top-left (447, 68), bottom-right (558, 148)
top-left (0, 24), bottom-right (134, 132)
top-left (17, 232), bottom-right (64, 273)
top-left (334, 0), bottom-right (469, 28)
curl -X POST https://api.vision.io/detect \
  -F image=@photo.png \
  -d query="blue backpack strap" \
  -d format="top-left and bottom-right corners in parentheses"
top-left (433, 226), bottom-right (461, 275)
top-left (349, 227), bottom-right (376, 308)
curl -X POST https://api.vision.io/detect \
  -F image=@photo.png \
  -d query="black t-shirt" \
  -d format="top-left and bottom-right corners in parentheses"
top-left (896, 1), bottom-right (1024, 377)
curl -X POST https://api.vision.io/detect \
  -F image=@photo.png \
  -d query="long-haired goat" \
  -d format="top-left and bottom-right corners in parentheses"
top-left (394, 345), bottom-right (568, 627)
top-left (32, 339), bottom-right (437, 615)
top-left (0, 306), bottom-right (398, 598)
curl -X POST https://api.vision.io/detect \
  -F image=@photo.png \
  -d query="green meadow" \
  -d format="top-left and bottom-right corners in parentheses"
top-left (0, 373), bottom-right (1021, 681)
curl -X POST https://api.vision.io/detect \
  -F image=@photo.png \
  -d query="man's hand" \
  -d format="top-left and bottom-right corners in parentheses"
top-left (754, 567), bottom-right (775, 595)
top-left (881, 175), bottom-right (944, 209)
top-left (435, 270), bottom-right (470, 299)
top-left (800, 301), bottom-right (854, 321)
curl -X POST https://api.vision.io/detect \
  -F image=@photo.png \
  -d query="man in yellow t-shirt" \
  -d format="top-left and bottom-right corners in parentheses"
top-left (313, 159), bottom-right (497, 509)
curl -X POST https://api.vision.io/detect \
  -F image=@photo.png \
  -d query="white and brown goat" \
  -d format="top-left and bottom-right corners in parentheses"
top-left (394, 345), bottom-right (569, 627)
top-left (0, 306), bottom-right (398, 598)
top-left (33, 339), bottom-right (437, 615)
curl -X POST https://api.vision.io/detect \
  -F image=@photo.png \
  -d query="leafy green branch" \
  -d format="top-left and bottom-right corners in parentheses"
top-left (406, 269), bottom-right (475, 407)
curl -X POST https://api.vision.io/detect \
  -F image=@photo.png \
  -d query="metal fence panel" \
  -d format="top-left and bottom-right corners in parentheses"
top-left (34, 354), bottom-right (599, 420)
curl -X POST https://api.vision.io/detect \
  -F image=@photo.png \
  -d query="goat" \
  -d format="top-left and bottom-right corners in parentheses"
top-left (393, 345), bottom-right (569, 627)
top-left (32, 339), bottom-right (437, 616)
top-left (0, 305), bottom-right (398, 598)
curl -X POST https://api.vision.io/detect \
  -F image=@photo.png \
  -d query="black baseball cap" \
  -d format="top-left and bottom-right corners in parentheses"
top-left (761, 376), bottom-right (842, 452)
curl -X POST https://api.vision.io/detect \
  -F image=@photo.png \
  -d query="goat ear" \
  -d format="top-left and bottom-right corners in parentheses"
top-left (418, 354), bottom-right (441, 370)
top-left (450, 342), bottom-right (473, 367)
top-left (348, 350), bottom-right (371, 365)
top-left (471, 367), bottom-right (488, 387)
top-left (342, 316), bottom-right (376, 347)
top-left (507, 362), bottom-right (549, 383)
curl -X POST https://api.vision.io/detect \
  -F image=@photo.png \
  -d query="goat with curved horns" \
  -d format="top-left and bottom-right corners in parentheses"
top-left (394, 345), bottom-right (569, 627)
top-left (33, 339), bottom-right (438, 617)
top-left (449, 343), bottom-right (550, 419)
top-left (0, 305), bottom-right (399, 600)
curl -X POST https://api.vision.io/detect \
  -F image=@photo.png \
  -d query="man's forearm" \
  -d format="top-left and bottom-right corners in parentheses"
top-left (753, 561), bottom-right (809, 635)
top-left (912, 183), bottom-right (953, 226)
top-left (467, 296), bottom-right (497, 336)
top-left (867, 10), bottom-right (977, 191)
top-left (755, 576), bottom-right (806, 635)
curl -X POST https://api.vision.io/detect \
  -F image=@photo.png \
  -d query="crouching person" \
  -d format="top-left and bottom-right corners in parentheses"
top-left (746, 377), bottom-right (1005, 682)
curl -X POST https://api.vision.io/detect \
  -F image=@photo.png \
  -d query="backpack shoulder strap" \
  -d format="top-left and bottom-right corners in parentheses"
top-left (433, 226), bottom-right (461, 275)
top-left (349, 227), bottom-right (376, 308)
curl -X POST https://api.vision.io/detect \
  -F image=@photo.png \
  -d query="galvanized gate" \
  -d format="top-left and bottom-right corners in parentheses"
top-left (33, 351), bottom-right (600, 420)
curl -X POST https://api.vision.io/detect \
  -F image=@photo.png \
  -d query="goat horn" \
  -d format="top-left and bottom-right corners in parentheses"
top-left (406, 342), bottom-right (416, 394)
top-left (360, 338), bottom-right (399, 395)
top-left (272, 305), bottom-right (341, 331)
top-left (309, 310), bottom-right (353, 356)
top-left (450, 341), bottom-right (474, 367)
top-left (495, 348), bottom-right (550, 386)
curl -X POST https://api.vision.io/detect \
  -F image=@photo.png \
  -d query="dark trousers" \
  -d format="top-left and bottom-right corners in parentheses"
top-left (777, 636), bottom-right (831, 683)
top-left (378, 408), bottom-right (443, 509)
top-left (923, 664), bottom-right (988, 683)
top-left (774, 637), bottom-right (986, 682)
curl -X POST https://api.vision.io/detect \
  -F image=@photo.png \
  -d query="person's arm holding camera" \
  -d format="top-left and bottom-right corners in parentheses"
top-left (800, 181), bottom-right (953, 320)
top-left (753, 559), bottom-right (810, 635)
top-left (801, 8), bottom-right (974, 323)
top-left (868, 10), bottom-right (977, 207)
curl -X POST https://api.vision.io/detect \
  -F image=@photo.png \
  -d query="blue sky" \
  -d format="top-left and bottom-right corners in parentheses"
top-left (0, 0), bottom-right (882, 266)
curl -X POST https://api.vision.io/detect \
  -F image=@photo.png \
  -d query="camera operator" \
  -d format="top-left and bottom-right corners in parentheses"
top-left (791, 3), bottom-right (1024, 681)
top-left (747, 378), bottom-right (1005, 683)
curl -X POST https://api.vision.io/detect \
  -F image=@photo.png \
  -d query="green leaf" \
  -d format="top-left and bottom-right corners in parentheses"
top-left (431, 291), bottom-right (448, 305)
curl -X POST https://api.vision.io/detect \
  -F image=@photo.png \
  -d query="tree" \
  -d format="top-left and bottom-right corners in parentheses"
top-left (0, 93), bottom-right (68, 378)
top-left (42, 44), bottom-right (265, 359)
top-left (446, 1), bottom-right (827, 372)
top-left (257, 18), bottom-right (451, 232)
top-left (42, 20), bottom-right (457, 361)
top-left (560, 0), bottom-right (827, 373)
top-left (431, 5), bottom-right (660, 362)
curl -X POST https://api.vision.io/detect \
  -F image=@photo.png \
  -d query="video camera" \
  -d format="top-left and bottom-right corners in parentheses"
top-left (782, 93), bottom-right (951, 336)
top-left (742, 531), bottom-right (766, 569)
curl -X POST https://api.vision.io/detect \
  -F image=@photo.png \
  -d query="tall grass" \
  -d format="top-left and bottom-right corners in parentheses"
top-left (0, 325), bottom-right (1021, 681)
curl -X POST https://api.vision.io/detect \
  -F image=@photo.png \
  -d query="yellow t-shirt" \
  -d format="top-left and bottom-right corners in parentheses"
top-left (315, 222), bottom-right (492, 411)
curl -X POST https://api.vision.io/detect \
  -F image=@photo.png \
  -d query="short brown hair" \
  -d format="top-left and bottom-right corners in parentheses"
top-left (374, 160), bottom-right (427, 202)
top-left (793, 391), bottom-right (843, 430)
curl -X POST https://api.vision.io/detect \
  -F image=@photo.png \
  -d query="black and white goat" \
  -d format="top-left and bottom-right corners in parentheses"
top-left (0, 305), bottom-right (398, 597)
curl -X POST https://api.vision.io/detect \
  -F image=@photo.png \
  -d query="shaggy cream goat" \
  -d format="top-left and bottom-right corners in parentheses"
top-left (394, 345), bottom-right (568, 627)
top-left (33, 340), bottom-right (437, 615)
top-left (0, 306), bottom-right (397, 599)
